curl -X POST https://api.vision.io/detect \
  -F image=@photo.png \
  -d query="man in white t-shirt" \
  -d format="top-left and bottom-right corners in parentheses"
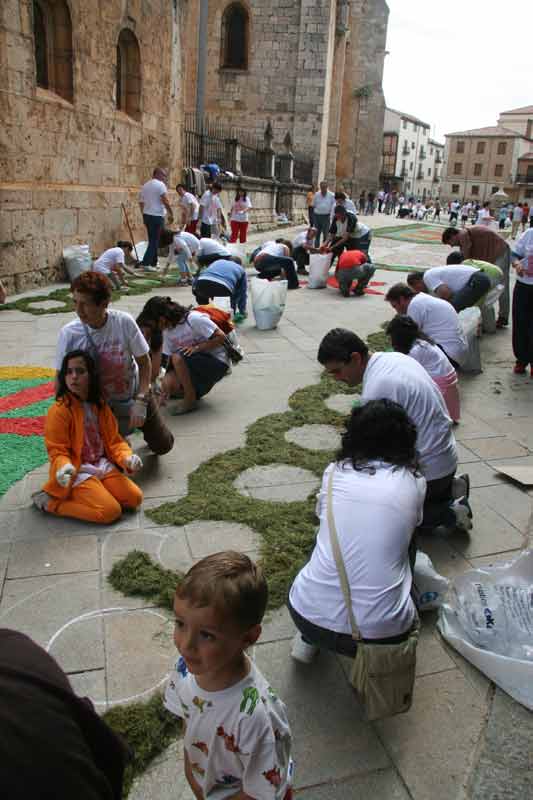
top-left (92, 242), bottom-right (135, 289)
top-left (56, 272), bottom-right (173, 455)
top-left (317, 328), bottom-right (472, 534)
top-left (196, 237), bottom-right (231, 267)
top-left (176, 184), bottom-right (199, 234)
top-left (406, 265), bottom-right (491, 311)
top-left (385, 283), bottom-right (468, 367)
top-left (199, 182), bottom-right (226, 238)
top-left (312, 181), bottom-right (336, 246)
top-left (139, 168), bottom-right (174, 268)
top-left (292, 227), bottom-right (318, 274)
top-left (253, 240), bottom-right (300, 289)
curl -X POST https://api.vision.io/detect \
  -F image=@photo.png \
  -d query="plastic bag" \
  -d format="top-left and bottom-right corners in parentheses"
top-left (458, 306), bottom-right (482, 373)
top-left (412, 552), bottom-right (450, 611)
top-left (250, 277), bottom-right (287, 330)
top-left (308, 253), bottom-right (332, 289)
top-left (134, 241), bottom-right (148, 262)
top-left (63, 245), bottom-right (92, 281)
top-left (437, 549), bottom-right (533, 710)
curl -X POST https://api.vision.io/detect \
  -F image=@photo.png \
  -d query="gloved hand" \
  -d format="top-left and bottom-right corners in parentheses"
top-left (154, 367), bottom-right (166, 395)
top-left (56, 463), bottom-right (76, 487)
top-left (130, 397), bottom-right (148, 429)
top-left (123, 454), bottom-right (143, 475)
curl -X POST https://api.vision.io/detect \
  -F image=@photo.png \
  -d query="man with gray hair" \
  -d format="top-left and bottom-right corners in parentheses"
top-left (312, 181), bottom-right (336, 247)
top-left (139, 167), bottom-right (174, 269)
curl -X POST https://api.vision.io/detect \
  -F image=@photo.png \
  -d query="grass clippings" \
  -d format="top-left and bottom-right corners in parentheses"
top-left (108, 550), bottom-right (182, 610)
top-left (102, 692), bottom-right (182, 798)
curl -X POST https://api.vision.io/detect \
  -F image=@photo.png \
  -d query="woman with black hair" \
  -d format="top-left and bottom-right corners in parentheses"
top-left (142, 296), bottom-right (229, 414)
top-left (386, 315), bottom-right (460, 423)
top-left (229, 188), bottom-right (252, 243)
top-left (288, 399), bottom-right (425, 663)
top-left (32, 350), bottom-right (143, 523)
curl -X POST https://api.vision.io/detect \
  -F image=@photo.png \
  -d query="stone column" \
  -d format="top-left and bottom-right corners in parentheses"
top-left (325, 2), bottom-right (349, 184)
top-left (225, 139), bottom-right (241, 175)
top-left (277, 152), bottom-right (294, 183)
top-left (261, 147), bottom-right (276, 180)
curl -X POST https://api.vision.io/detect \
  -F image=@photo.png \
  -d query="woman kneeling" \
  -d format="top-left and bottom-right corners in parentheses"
top-left (288, 399), bottom-right (425, 662)
top-left (145, 297), bottom-right (229, 415)
top-left (33, 350), bottom-right (143, 524)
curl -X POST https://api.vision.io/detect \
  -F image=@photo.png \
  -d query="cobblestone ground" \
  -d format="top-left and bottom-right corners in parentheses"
top-left (0, 215), bottom-right (531, 798)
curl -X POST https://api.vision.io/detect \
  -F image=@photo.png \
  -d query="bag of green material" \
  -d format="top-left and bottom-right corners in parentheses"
top-left (63, 245), bottom-right (92, 282)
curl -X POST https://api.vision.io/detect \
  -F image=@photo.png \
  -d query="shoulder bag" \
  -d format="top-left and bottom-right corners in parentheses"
top-left (326, 468), bottom-right (419, 721)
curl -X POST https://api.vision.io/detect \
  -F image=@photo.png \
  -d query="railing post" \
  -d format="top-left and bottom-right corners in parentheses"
top-left (261, 147), bottom-right (276, 179)
top-left (225, 138), bottom-right (241, 174)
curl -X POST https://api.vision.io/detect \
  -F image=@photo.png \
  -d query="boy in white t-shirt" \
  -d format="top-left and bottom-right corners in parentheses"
top-left (92, 241), bottom-right (134, 289)
top-left (165, 552), bottom-right (294, 800)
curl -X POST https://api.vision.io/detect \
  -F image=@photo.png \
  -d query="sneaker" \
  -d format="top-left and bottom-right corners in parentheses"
top-left (290, 633), bottom-right (319, 664)
top-left (452, 473), bottom-right (470, 500)
top-left (143, 265), bottom-right (159, 273)
top-left (496, 317), bottom-right (508, 329)
top-left (32, 490), bottom-right (51, 513)
top-left (453, 497), bottom-right (473, 533)
top-left (339, 283), bottom-right (351, 297)
top-left (514, 362), bottom-right (527, 374)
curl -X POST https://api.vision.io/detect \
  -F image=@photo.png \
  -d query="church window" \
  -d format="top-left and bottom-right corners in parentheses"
top-left (221, 3), bottom-right (249, 70)
top-left (116, 29), bottom-right (142, 120)
top-left (32, 0), bottom-right (73, 102)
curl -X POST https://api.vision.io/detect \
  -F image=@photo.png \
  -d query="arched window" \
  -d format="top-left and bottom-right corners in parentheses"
top-left (32, 0), bottom-right (73, 102)
top-left (221, 3), bottom-right (249, 70)
top-left (116, 29), bottom-right (141, 120)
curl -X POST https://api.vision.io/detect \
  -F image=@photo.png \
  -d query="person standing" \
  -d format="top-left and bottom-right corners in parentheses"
top-left (199, 181), bottom-right (226, 238)
top-left (442, 225), bottom-right (512, 328)
top-left (510, 227), bottom-right (533, 374)
top-left (522, 202), bottom-right (530, 233)
top-left (306, 184), bottom-right (316, 226)
top-left (312, 181), bottom-right (336, 247)
top-left (176, 184), bottom-right (199, 233)
top-left (229, 188), bottom-right (252, 243)
top-left (139, 168), bottom-right (174, 269)
top-left (377, 189), bottom-right (385, 213)
top-left (449, 199), bottom-right (460, 224)
top-left (512, 203), bottom-right (523, 238)
top-left (433, 199), bottom-right (441, 222)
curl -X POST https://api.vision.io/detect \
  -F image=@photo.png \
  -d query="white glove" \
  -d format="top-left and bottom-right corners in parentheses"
top-left (124, 454), bottom-right (143, 474)
top-left (154, 367), bottom-right (166, 395)
top-left (56, 463), bottom-right (76, 487)
top-left (130, 398), bottom-right (148, 428)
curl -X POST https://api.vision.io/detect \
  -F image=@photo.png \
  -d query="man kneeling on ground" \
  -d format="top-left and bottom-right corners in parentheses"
top-left (336, 249), bottom-right (376, 297)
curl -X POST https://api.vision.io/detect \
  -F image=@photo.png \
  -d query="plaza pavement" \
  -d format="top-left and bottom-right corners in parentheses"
top-left (0, 214), bottom-right (532, 799)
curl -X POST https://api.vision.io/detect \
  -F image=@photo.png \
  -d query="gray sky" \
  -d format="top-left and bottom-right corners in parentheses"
top-left (382, 0), bottom-right (532, 142)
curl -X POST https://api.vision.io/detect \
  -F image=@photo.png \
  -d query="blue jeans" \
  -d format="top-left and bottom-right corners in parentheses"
top-left (142, 214), bottom-right (164, 266)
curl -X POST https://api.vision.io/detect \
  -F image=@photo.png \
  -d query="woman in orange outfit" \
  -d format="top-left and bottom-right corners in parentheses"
top-left (33, 350), bottom-right (143, 524)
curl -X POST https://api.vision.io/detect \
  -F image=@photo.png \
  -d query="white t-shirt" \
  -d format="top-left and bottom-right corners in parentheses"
top-left (513, 228), bottom-right (533, 286)
top-left (289, 460), bottom-right (424, 638)
top-left (477, 208), bottom-right (491, 225)
top-left (258, 242), bottom-right (287, 258)
top-left (513, 206), bottom-right (523, 222)
top-left (292, 230), bottom-right (311, 249)
top-left (180, 191), bottom-right (199, 221)
top-left (92, 247), bottom-right (125, 275)
top-left (409, 339), bottom-right (455, 380)
top-left (56, 310), bottom-right (149, 402)
top-left (423, 265), bottom-right (479, 294)
top-left (200, 191), bottom-right (224, 225)
top-left (362, 352), bottom-right (457, 481)
top-left (312, 190), bottom-right (336, 215)
top-left (139, 178), bottom-right (168, 217)
top-left (198, 238), bottom-right (230, 258)
top-left (230, 197), bottom-right (252, 222)
top-left (451, 201), bottom-right (460, 213)
top-left (177, 231), bottom-right (200, 255)
top-left (162, 310), bottom-right (228, 365)
top-left (165, 656), bottom-right (293, 800)
top-left (170, 235), bottom-right (192, 260)
top-left (407, 293), bottom-right (468, 366)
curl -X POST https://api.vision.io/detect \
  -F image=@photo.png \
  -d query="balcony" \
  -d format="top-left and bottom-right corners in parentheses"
top-left (514, 173), bottom-right (533, 185)
top-left (400, 168), bottom-right (407, 178)
top-left (435, 154), bottom-right (443, 164)
top-left (402, 145), bottom-right (410, 156)
top-left (416, 170), bottom-right (424, 180)
top-left (433, 174), bottom-right (440, 183)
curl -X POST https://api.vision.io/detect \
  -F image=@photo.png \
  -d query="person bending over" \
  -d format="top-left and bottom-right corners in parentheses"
top-left (289, 399), bottom-right (424, 663)
top-left (33, 350), bottom-right (143, 524)
top-left (335, 249), bottom-right (375, 297)
top-left (165, 551), bottom-right (293, 799)
top-left (253, 239), bottom-right (300, 289)
top-left (144, 297), bottom-right (230, 415)
top-left (406, 263), bottom-right (490, 311)
top-left (193, 258), bottom-right (248, 319)
top-left (92, 241), bottom-right (135, 290)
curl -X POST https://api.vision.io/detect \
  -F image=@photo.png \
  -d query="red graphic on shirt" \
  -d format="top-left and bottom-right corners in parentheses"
top-left (192, 741), bottom-right (209, 756)
top-left (97, 344), bottom-right (130, 398)
top-left (81, 406), bottom-right (104, 464)
top-left (263, 766), bottom-right (282, 787)
top-left (216, 725), bottom-right (241, 754)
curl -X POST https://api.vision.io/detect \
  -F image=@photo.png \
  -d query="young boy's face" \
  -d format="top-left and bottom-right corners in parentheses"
top-left (173, 595), bottom-right (260, 690)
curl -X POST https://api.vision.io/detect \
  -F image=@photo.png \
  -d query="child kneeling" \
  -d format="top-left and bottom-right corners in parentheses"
top-left (33, 350), bottom-right (143, 524)
top-left (165, 551), bottom-right (294, 799)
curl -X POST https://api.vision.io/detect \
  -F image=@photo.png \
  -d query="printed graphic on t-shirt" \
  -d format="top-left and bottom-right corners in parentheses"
top-left (97, 342), bottom-right (131, 398)
top-left (81, 404), bottom-right (104, 464)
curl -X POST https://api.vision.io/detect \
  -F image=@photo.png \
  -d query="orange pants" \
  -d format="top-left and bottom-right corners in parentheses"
top-left (47, 472), bottom-right (143, 524)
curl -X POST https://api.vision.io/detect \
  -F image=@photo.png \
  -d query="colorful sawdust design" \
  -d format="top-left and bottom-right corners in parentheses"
top-left (373, 223), bottom-right (445, 244)
top-left (325, 277), bottom-right (385, 294)
top-left (0, 367), bottom-right (56, 497)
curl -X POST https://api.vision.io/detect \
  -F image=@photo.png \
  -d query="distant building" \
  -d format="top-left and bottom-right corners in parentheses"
top-left (381, 108), bottom-right (443, 199)
top-left (442, 106), bottom-right (533, 203)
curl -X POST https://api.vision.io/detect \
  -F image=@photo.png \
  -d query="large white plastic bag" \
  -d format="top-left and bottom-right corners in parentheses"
top-left (63, 245), bottom-right (92, 281)
top-left (308, 253), bottom-right (332, 289)
top-left (250, 277), bottom-right (287, 330)
top-left (437, 549), bottom-right (533, 710)
top-left (458, 306), bottom-right (482, 373)
top-left (412, 552), bottom-right (449, 611)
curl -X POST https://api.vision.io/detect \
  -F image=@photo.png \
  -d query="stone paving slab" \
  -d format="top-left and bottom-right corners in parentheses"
top-left (465, 436), bottom-right (530, 460)
top-left (130, 740), bottom-right (195, 800)
top-left (8, 535), bottom-right (99, 578)
top-left (456, 460), bottom-right (504, 488)
top-left (324, 392), bottom-right (358, 415)
top-left (184, 520), bottom-right (262, 559)
top-left (234, 464), bottom-right (320, 502)
top-left (285, 423), bottom-right (341, 452)
top-left (49, 616), bottom-right (105, 674)
top-left (298, 770), bottom-right (411, 799)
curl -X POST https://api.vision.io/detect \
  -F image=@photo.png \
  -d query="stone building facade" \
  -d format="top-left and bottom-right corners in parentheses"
top-left (1, 0), bottom-right (388, 292)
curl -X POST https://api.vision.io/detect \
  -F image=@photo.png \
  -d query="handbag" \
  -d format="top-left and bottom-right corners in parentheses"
top-left (326, 469), bottom-right (419, 721)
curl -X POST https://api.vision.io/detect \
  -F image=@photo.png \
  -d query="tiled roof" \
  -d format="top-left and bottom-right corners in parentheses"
top-left (428, 138), bottom-right (444, 147)
top-left (500, 105), bottom-right (533, 115)
top-left (386, 107), bottom-right (430, 128)
top-left (519, 151), bottom-right (533, 161)
top-left (445, 125), bottom-right (520, 138)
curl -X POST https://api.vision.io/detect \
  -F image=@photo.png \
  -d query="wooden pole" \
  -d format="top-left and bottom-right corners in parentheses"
top-left (121, 203), bottom-right (140, 264)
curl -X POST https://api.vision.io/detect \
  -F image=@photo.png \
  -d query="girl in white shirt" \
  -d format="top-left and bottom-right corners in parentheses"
top-left (387, 315), bottom-right (460, 423)
top-left (289, 398), bottom-right (425, 663)
top-left (229, 189), bottom-right (252, 243)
